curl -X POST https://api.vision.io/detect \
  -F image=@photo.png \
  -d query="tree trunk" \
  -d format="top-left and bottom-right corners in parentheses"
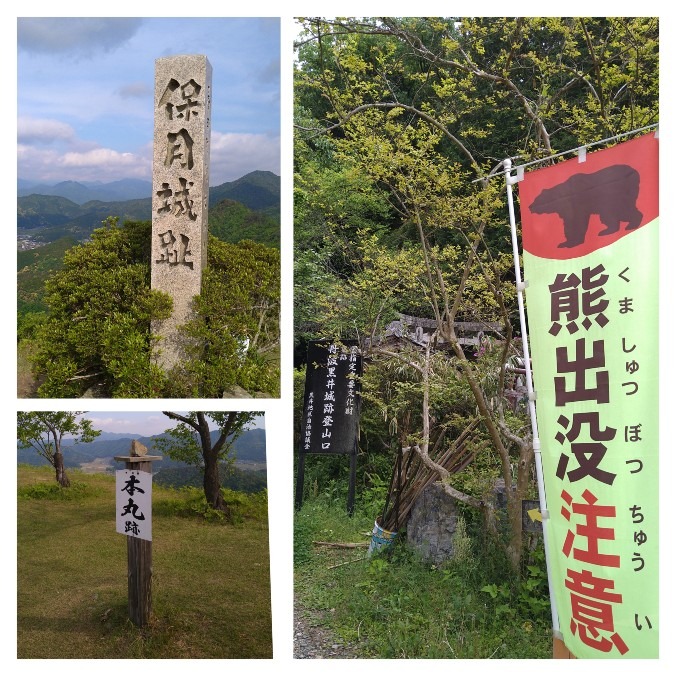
top-left (203, 454), bottom-right (230, 517)
top-left (505, 492), bottom-right (524, 571)
top-left (54, 452), bottom-right (70, 487)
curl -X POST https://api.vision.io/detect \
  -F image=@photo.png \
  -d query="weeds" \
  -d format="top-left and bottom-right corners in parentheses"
top-left (154, 486), bottom-right (268, 526)
top-left (18, 480), bottom-right (101, 501)
top-left (480, 543), bottom-right (550, 624)
top-left (294, 495), bottom-right (551, 658)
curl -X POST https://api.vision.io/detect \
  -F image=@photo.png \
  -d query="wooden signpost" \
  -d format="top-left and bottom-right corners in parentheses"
top-left (115, 444), bottom-right (161, 627)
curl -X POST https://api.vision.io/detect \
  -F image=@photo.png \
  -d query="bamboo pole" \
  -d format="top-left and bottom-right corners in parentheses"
top-left (379, 418), bottom-right (480, 530)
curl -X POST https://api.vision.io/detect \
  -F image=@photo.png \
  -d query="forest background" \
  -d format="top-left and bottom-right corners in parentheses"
top-left (292, 15), bottom-right (666, 659)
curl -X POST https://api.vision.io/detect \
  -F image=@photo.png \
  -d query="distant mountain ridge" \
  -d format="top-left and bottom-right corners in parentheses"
top-left (18, 170), bottom-right (278, 210)
top-left (210, 171), bottom-right (280, 212)
top-left (61, 430), bottom-right (144, 444)
top-left (17, 427), bottom-right (266, 470)
top-left (18, 178), bottom-right (153, 204)
top-left (17, 170), bottom-right (279, 244)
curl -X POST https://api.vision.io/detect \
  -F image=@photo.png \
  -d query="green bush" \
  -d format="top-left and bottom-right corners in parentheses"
top-left (155, 486), bottom-right (268, 526)
top-left (17, 481), bottom-right (100, 501)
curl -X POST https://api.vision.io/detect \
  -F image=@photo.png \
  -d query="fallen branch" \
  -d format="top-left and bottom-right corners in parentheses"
top-left (313, 541), bottom-right (369, 549)
top-left (327, 556), bottom-right (367, 570)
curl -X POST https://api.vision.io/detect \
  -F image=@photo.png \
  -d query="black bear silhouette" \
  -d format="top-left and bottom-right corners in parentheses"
top-left (529, 164), bottom-right (643, 248)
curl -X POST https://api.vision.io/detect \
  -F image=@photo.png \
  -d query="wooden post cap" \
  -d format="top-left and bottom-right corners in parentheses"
top-left (114, 455), bottom-right (163, 463)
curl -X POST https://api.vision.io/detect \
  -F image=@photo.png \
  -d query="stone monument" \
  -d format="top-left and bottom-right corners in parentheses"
top-left (151, 54), bottom-right (212, 367)
top-left (407, 482), bottom-right (459, 564)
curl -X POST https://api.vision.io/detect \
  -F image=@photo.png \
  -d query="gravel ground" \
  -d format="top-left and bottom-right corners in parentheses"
top-left (293, 600), bottom-right (363, 659)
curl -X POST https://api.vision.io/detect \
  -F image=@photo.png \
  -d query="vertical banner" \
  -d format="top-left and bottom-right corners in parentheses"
top-left (520, 132), bottom-right (658, 658)
top-left (300, 339), bottom-right (362, 455)
top-left (116, 470), bottom-right (153, 542)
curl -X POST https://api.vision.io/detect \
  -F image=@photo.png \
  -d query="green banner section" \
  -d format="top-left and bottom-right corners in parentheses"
top-left (525, 218), bottom-right (659, 658)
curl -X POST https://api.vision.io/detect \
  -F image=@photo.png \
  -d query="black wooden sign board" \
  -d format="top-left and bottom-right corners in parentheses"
top-left (300, 339), bottom-right (362, 455)
top-left (296, 339), bottom-right (362, 512)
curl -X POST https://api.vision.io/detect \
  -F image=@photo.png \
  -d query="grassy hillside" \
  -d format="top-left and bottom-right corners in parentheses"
top-left (209, 199), bottom-right (280, 248)
top-left (18, 196), bottom-right (151, 242)
top-left (18, 465), bottom-right (272, 658)
top-left (294, 491), bottom-right (551, 658)
top-left (209, 170), bottom-right (280, 214)
top-left (18, 194), bottom-right (83, 226)
top-left (155, 464), bottom-right (267, 492)
top-left (17, 236), bottom-right (77, 315)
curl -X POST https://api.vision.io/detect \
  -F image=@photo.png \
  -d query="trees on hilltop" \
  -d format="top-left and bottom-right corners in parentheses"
top-left (156, 412), bottom-right (259, 514)
top-left (17, 412), bottom-right (101, 487)
top-left (28, 218), bottom-right (280, 398)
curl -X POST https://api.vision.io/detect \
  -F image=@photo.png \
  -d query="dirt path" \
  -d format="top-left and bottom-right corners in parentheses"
top-left (17, 343), bottom-right (39, 397)
top-left (293, 599), bottom-right (364, 659)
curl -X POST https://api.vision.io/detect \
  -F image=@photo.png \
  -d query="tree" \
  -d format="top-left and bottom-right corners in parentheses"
top-left (30, 217), bottom-right (172, 398)
top-left (156, 412), bottom-right (258, 513)
top-left (168, 238), bottom-right (281, 397)
top-left (17, 412), bottom-right (101, 487)
top-left (294, 17), bottom-right (659, 571)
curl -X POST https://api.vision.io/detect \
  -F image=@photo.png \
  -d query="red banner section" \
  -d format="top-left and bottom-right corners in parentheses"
top-left (520, 133), bottom-right (658, 260)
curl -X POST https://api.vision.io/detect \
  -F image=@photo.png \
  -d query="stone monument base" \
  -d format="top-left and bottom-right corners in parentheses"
top-left (406, 481), bottom-right (459, 564)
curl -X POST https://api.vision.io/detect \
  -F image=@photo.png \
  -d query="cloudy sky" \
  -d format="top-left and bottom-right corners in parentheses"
top-left (79, 411), bottom-right (264, 436)
top-left (17, 17), bottom-right (280, 186)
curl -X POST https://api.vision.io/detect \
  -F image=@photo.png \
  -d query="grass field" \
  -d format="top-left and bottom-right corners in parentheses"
top-left (17, 465), bottom-right (272, 659)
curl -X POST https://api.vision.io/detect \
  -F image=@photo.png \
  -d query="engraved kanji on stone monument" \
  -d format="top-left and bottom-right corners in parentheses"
top-left (151, 54), bottom-right (212, 367)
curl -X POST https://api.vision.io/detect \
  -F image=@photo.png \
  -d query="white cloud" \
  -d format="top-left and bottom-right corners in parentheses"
top-left (87, 417), bottom-right (123, 428)
top-left (18, 18), bottom-right (143, 57)
top-left (17, 117), bottom-right (77, 145)
top-left (18, 143), bottom-right (151, 184)
top-left (209, 132), bottom-right (280, 184)
top-left (84, 413), bottom-right (176, 436)
top-left (17, 128), bottom-right (277, 185)
top-left (61, 148), bottom-right (137, 168)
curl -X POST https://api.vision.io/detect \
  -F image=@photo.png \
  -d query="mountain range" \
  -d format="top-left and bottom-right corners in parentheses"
top-left (18, 170), bottom-right (280, 246)
top-left (18, 171), bottom-right (279, 209)
top-left (18, 178), bottom-right (153, 204)
top-left (17, 427), bottom-right (267, 472)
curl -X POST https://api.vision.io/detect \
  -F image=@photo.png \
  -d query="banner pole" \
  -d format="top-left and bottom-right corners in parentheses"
top-left (504, 158), bottom-right (561, 638)
top-left (475, 123), bottom-right (658, 183)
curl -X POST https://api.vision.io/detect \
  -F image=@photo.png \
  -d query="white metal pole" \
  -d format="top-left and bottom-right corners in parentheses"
top-left (504, 158), bottom-right (560, 635)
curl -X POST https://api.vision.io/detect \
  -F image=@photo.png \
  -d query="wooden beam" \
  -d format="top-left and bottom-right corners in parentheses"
top-left (553, 636), bottom-right (577, 658)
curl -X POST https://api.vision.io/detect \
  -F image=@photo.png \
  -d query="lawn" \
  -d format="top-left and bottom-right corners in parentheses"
top-left (17, 465), bottom-right (272, 658)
